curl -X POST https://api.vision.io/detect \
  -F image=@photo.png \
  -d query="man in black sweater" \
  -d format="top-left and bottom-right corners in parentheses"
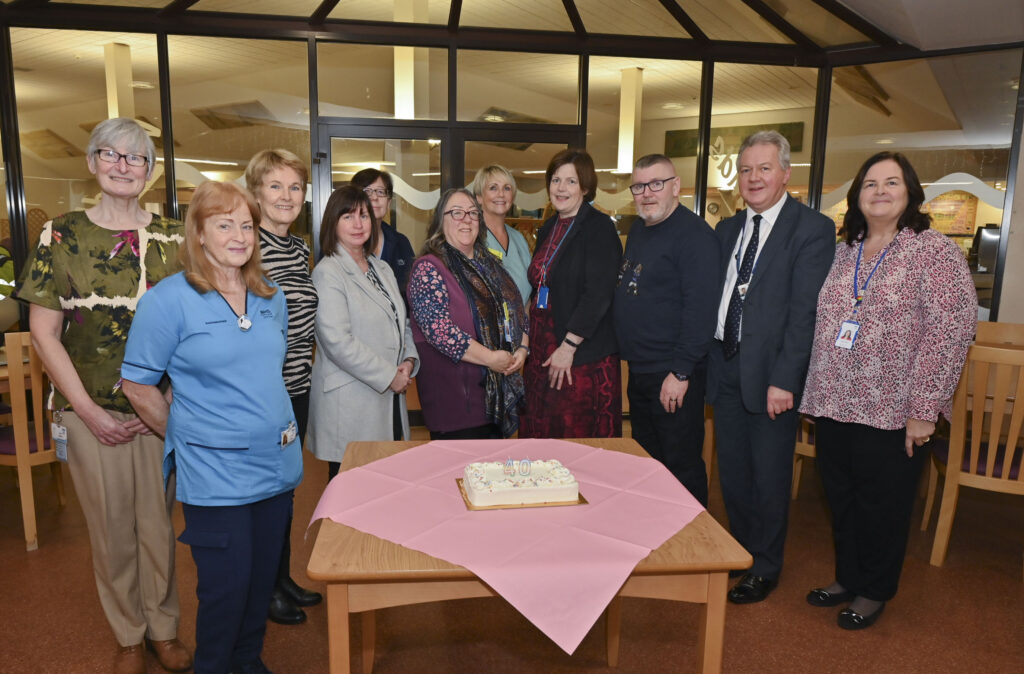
top-left (612, 154), bottom-right (721, 505)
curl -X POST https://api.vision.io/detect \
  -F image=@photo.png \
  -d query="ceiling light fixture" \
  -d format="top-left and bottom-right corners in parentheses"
top-left (875, 139), bottom-right (894, 144)
top-left (157, 157), bottom-right (241, 166)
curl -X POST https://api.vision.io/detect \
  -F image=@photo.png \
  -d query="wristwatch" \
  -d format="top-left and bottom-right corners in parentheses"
top-left (671, 371), bottom-right (690, 382)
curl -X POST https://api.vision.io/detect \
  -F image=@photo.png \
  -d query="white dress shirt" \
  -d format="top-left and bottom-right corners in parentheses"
top-left (715, 193), bottom-right (790, 341)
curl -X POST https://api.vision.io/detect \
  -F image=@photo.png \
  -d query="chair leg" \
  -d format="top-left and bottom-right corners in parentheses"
top-left (930, 482), bottom-right (961, 567)
top-left (50, 462), bottom-right (67, 506)
top-left (920, 461), bottom-right (938, 531)
top-left (16, 462), bottom-right (39, 551)
top-left (791, 456), bottom-right (802, 501)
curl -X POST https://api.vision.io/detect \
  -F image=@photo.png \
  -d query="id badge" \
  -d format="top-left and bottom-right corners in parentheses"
top-left (536, 286), bottom-right (550, 309)
top-left (835, 320), bottom-right (860, 350)
top-left (280, 420), bottom-right (297, 448)
top-left (737, 282), bottom-right (750, 299)
top-left (51, 422), bottom-right (68, 462)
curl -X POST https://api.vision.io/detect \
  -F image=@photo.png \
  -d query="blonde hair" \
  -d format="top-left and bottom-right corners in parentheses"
top-left (179, 181), bottom-right (275, 298)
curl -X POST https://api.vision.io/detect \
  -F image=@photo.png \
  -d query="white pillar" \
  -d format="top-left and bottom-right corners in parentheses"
top-left (104, 42), bottom-right (135, 120)
top-left (617, 67), bottom-right (643, 174)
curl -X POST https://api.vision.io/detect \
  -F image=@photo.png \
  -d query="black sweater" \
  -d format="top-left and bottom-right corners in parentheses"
top-left (612, 204), bottom-right (721, 376)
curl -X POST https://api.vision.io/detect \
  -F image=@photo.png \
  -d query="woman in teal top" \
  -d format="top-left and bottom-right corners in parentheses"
top-left (122, 181), bottom-right (301, 674)
top-left (472, 164), bottom-right (533, 306)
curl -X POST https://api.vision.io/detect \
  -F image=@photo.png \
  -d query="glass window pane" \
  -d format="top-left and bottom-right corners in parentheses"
top-left (168, 36), bottom-right (312, 239)
top-left (576, 0), bottom-right (691, 38)
top-left (191, 0), bottom-right (321, 16)
top-left (763, 0), bottom-right (869, 46)
top-left (460, 0), bottom-right (573, 32)
top-left (457, 50), bottom-right (579, 125)
top-left (588, 56), bottom-right (702, 233)
top-left (317, 43), bottom-right (448, 121)
top-left (824, 50), bottom-right (1022, 311)
top-left (330, 138), bottom-right (440, 253)
top-left (675, 0), bottom-right (792, 43)
top-left (703, 62), bottom-right (818, 225)
top-left (464, 140), bottom-right (568, 248)
top-left (328, 0), bottom-right (451, 23)
top-left (11, 28), bottom-right (162, 248)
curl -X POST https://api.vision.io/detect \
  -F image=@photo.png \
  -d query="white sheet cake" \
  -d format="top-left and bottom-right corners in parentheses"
top-left (463, 459), bottom-right (579, 507)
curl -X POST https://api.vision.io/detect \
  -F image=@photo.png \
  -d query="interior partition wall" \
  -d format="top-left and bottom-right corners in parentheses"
top-left (0, 9), bottom-right (1021, 326)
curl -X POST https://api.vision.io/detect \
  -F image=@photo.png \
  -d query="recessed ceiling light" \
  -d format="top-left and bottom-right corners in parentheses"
top-left (131, 81), bottom-right (154, 89)
top-left (661, 102), bottom-right (685, 110)
top-left (875, 138), bottom-right (894, 144)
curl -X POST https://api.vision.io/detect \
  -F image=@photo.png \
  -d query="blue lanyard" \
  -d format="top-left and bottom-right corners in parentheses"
top-left (540, 218), bottom-right (575, 286)
top-left (851, 240), bottom-right (888, 316)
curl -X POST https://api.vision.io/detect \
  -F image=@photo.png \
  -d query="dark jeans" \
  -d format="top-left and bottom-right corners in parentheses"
top-left (181, 491), bottom-right (291, 674)
top-left (627, 366), bottom-right (709, 506)
top-left (815, 417), bottom-right (928, 601)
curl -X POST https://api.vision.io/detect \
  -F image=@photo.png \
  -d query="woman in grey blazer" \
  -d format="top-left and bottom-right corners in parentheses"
top-left (308, 185), bottom-right (418, 480)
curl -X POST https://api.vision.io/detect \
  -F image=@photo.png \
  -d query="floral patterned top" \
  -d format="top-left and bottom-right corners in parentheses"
top-left (15, 210), bottom-right (184, 413)
top-left (407, 258), bottom-right (472, 362)
top-left (799, 227), bottom-right (976, 430)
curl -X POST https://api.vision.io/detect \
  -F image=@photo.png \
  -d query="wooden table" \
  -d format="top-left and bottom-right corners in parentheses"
top-left (307, 438), bottom-right (752, 674)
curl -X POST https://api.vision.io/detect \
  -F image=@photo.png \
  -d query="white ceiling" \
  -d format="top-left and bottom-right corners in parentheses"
top-left (839, 0), bottom-right (1024, 50)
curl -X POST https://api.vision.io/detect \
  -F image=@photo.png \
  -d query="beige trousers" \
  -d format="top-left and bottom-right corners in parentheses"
top-left (63, 410), bottom-right (180, 647)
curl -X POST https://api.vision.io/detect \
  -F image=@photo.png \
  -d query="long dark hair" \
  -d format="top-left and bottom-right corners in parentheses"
top-left (319, 185), bottom-right (379, 257)
top-left (841, 151), bottom-right (930, 246)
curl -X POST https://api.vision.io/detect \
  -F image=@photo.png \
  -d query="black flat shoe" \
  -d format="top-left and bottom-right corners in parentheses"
top-left (268, 589), bottom-right (306, 625)
top-left (279, 576), bottom-right (322, 607)
top-left (727, 574), bottom-right (778, 604)
top-left (806, 587), bottom-right (855, 607)
top-left (838, 603), bottom-right (885, 630)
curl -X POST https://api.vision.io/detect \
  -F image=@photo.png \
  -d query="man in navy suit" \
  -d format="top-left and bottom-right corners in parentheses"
top-left (707, 130), bottom-right (835, 604)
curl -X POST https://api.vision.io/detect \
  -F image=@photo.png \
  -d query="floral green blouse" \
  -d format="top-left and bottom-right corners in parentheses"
top-left (15, 210), bottom-right (183, 413)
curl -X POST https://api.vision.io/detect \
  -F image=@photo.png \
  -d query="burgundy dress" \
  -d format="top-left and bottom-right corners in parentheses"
top-left (519, 216), bottom-right (621, 438)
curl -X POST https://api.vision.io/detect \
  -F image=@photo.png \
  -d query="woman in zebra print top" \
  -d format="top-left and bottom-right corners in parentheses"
top-left (246, 149), bottom-right (322, 626)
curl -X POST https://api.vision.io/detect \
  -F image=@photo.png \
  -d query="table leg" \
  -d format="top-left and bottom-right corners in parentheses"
top-left (605, 595), bottom-right (622, 667)
top-left (696, 572), bottom-right (727, 673)
top-left (361, 610), bottom-right (376, 674)
top-left (327, 583), bottom-right (351, 674)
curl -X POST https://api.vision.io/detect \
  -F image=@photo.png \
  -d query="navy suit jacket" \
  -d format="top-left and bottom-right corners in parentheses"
top-left (707, 195), bottom-right (835, 413)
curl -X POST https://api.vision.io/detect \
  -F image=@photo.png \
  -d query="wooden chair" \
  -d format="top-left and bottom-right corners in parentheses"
top-left (920, 344), bottom-right (1024, 567)
top-left (792, 416), bottom-right (816, 500)
top-left (0, 331), bottom-right (66, 550)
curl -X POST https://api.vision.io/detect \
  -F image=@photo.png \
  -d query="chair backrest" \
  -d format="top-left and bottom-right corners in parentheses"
top-left (950, 344), bottom-right (1024, 489)
top-left (3, 331), bottom-right (51, 460)
top-left (974, 321), bottom-right (1024, 347)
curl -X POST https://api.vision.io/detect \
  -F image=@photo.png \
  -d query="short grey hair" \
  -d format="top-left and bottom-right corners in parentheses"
top-left (86, 117), bottom-right (157, 178)
top-left (738, 130), bottom-right (791, 170)
top-left (634, 153), bottom-right (675, 172)
top-left (471, 164), bottom-right (517, 204)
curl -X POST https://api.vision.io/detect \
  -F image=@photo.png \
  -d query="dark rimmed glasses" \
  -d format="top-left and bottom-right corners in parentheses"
top-left (629, 177), bottom-right (676, 195)
top-left (443, 208), bottom-right (482, 222)
top-left (95, 149), bottom-right (149, 168)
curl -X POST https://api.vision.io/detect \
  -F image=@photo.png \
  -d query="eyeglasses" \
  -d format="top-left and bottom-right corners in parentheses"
top-left (95, 149), bottom-right (149, 168)
top-left (628, 177), bottom-right (675, 195)
top-left (363, 187), bottom-right (390, 198)
top-left (443, 208), bottom-right (482, 222)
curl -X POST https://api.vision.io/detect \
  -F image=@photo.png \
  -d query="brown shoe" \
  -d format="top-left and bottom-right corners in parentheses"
top-left (146, 638), bottom-right (193, 672)
top-left (113, 644), bottom-right (145, 674)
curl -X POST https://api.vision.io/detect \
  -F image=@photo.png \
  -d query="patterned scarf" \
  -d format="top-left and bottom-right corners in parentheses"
top-left (440, 242), bottom-right (526, 437)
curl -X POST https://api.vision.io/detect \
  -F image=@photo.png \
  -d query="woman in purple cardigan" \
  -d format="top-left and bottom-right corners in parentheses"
top-left (406, 188), bottom-right (528, 439)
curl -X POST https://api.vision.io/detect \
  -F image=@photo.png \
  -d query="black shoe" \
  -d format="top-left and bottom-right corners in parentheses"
top-left (728, 569), bottom-right (747, 579)
top-left (806, 587), bottom-right (855, 607)
top-left (268, 589), bottom-right (306, 625)
top-left (727, 574), bottom-right (778, 604)
top-left (838, 603), bottom-right (885, 630)
top-left (231, 657), bottom-right (273, 674)
top-left (279, 576), bottom-right (322, 607)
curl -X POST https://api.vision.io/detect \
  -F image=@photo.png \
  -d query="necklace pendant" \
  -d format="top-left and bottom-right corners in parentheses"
top-left (237, 314), bottom-right (252, 331)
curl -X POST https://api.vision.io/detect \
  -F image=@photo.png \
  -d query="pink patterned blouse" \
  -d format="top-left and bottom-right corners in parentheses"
top-left (799, 227), bottom-right (976, 430)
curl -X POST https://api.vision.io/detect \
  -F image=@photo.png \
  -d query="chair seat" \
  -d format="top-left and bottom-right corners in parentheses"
top-left (931, 438), bottom-right (1022, 480)
top-left (0, 426), bottom-right (44, 455)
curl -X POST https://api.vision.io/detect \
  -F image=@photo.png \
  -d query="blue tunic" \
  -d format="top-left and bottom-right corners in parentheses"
top-left (122, 272), bottom-right (302, 506)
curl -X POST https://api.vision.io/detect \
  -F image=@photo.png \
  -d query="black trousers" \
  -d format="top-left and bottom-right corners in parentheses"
top-left (182, 490), bottom-right (290, 673)
top-left (712, 345), bottom-right (799, 579)
top-left (627, 366), bottom-right (709, 506)
top-left (814, 417), bottom-right (928, 601)
top-left (429, 423), bottom-right (501, 441)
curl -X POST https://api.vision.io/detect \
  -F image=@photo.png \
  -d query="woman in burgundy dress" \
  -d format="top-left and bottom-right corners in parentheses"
top-left (519, 149), bottom-right (623, 438)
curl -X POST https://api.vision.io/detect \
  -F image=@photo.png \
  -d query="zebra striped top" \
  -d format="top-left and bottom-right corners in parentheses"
top-left (259, 227), bottom-right (318, 397)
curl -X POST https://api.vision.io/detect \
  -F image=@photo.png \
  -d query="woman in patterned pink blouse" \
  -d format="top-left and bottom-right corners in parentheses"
top-left (799, 152), bottom-right (976, 630)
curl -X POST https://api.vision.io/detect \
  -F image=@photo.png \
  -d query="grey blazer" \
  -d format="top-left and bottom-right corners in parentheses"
top-left (307, 247), bottom-right (418, 464)
top-left (706, 195), bottom-right (835, 413)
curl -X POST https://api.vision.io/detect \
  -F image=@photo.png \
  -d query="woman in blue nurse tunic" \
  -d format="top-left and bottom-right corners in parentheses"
top-left (121, 180), bottom-right (302, 674)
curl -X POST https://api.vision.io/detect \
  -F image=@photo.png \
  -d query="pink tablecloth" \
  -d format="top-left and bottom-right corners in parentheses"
top-left (310, 438), bottom-right (704, 654)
